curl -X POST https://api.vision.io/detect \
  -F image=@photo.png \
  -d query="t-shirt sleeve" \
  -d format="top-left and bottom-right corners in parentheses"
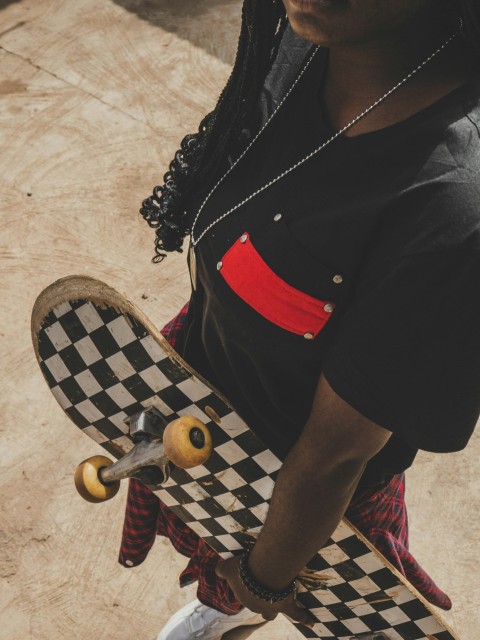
top-left (322, 250), bottom-right (480, 452)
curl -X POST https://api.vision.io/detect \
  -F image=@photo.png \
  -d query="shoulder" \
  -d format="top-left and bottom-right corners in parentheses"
top-left (384, 103), bottom-right (480, 257)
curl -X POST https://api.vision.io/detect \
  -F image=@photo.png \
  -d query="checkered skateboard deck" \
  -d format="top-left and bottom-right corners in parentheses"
top-left (31, 276), bottom-right (459, 640)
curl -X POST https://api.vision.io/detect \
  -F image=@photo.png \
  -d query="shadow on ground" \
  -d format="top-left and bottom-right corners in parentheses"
top-left (111, 0), bottom-right (241, 65)
top-left (0, 0), bottom-right (22, 10)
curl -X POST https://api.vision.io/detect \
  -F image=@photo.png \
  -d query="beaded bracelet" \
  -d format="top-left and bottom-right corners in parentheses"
top-left (238, 551), bottom-right (297, 604)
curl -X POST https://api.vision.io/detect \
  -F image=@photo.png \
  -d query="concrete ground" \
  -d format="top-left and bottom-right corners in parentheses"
top-left (0, 1), bottom-right (478, 638)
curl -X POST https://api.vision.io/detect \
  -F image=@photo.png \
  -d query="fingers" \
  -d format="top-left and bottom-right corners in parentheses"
top-left (261, 613), bottom-right (277, 622)
top-left (215, 559), bottom-right (315, 628)
top-left (284, 599), bottom-right (316, 628)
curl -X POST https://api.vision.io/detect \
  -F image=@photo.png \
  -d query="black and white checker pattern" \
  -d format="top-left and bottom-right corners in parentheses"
top-left (36, 296), bottom-right (455, 640)
top-left (293, 520), bottom-right (453, 639)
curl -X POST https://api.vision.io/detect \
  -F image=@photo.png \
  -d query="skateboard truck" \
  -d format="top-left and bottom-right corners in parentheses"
top-left (127, 406), bottom-right (169, 442)
top-left (74, 408), bottom-right (212, 503)
top-left (101, 407), bottom-right (172, 490)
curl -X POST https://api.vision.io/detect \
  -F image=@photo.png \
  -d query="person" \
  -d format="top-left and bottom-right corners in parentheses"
top-left (120, 1), bottom-right (480, 638)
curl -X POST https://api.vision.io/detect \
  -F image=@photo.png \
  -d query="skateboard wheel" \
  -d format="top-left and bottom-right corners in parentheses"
top-left (74, 455), bottom-right (120, 503)
top-left (163, 417), bottom-right (212, 468)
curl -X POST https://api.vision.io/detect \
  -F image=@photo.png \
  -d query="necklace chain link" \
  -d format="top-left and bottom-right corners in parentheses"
top-left (190, 21), bottom-right (462, 248)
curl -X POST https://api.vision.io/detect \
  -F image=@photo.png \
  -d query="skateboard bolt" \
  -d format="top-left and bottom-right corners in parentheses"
top-left (189, 428), bottom-right (206, 449)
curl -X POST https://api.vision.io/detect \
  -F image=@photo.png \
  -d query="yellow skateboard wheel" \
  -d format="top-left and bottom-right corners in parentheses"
top-left (74, 455), bottom-right (120, 503)
top-left (163, 417), bottom-right (212, 468)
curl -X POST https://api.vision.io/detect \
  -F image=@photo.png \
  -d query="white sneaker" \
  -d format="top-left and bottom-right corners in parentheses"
top-left (157, 598), bottom-right (265, 640)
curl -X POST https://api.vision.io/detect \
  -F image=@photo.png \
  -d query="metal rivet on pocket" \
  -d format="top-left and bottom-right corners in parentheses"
top-left (333, 275), bottom-right (343, 285)
top-left (304, 332), bottom-right (314, 340)
top-left (240, 233), bottom-right (248, 243)
top-left (324, 303), bottom-right (334, 313)
top-left (216, 261), bottom-right (223, 271)
top-left (273, 214), bottom-right (282, 222)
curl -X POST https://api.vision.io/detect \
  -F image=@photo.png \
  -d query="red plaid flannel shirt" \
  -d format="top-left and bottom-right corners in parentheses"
top-left (118, 303), bottom-right (451, 613)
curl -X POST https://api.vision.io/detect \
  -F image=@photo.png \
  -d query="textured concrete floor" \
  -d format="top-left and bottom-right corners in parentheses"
top-left (0, 1), bottom-right (478, 639)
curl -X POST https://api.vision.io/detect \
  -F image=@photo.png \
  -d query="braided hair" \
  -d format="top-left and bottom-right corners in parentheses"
top-left (141, 0), bottom-right (480, 262)
top-left (141, 0), bottom-right (287, 262)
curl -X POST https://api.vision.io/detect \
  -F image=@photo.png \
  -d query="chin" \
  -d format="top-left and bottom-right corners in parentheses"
top-left (283, 0), bottom-right (353, 47)
top-left (287, 12), bottom-right (340, 47)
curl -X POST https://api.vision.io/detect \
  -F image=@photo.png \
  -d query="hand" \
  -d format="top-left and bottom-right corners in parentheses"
top-left (215, 556), bottom-right (315, 627)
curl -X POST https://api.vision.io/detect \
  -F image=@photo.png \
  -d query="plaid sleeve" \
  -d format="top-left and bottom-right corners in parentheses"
top-left (118, 477), bottom-right (160, 567)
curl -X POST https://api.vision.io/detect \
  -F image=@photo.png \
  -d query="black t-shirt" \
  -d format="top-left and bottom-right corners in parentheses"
top-left (177, 40), bottom-right (480, 488)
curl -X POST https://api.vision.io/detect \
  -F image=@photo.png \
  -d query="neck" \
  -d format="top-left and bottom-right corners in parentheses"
top-left (323, 12), bottom-right (474, 136)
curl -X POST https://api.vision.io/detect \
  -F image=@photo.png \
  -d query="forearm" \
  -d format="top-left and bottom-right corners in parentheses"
top-left (214, 376), bottom-right (390, 621)
top-left (248, 432), bottom-right (366, 590)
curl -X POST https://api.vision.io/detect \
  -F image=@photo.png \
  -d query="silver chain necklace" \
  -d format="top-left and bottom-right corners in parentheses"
top-left (189, 20), bottom-right (462, 280)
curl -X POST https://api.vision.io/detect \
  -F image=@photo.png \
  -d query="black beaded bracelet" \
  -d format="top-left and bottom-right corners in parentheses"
top-left (238, 551), bottom-right (297, 604)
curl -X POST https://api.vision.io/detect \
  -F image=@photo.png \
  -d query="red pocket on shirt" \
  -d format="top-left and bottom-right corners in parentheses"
top-left (219, 233), bottom-right (335, 338)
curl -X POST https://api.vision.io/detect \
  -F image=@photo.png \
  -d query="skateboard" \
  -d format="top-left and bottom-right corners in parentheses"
top-left (32, 275), bottom-right (459, 640)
